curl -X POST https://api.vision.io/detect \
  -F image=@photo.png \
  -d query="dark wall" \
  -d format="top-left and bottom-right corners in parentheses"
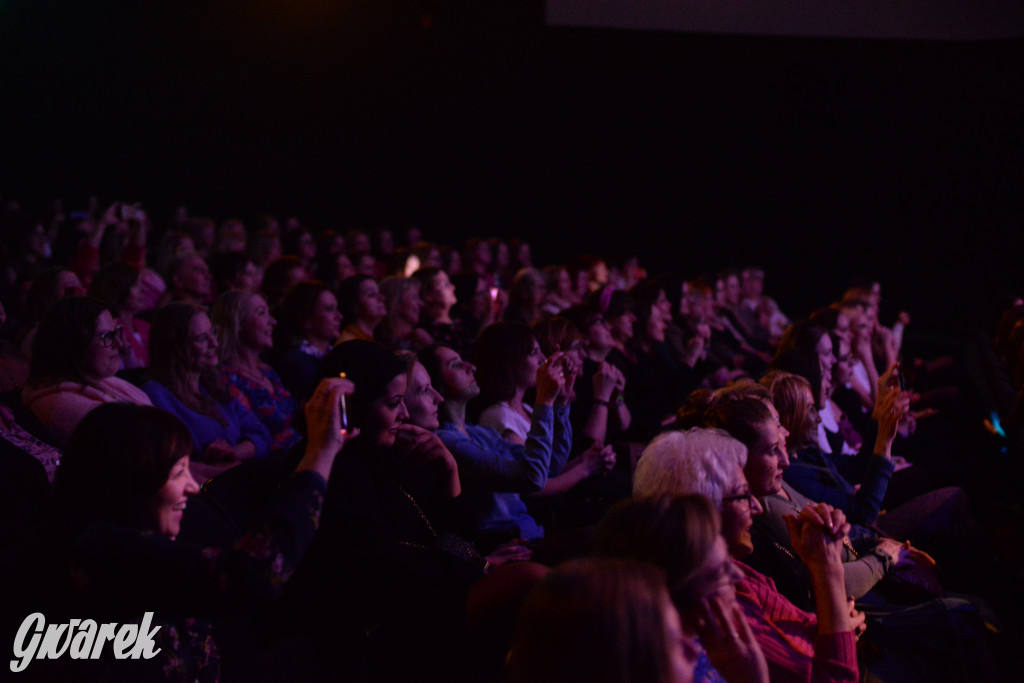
top-left (2, 1), bottom-right (1022, 332)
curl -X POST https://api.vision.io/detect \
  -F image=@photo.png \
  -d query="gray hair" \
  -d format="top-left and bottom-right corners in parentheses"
top-left (633, 428), bottom-right (748, 507)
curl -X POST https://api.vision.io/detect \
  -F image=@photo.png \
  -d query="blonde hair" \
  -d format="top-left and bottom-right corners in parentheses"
top-left (211, 289), bottom-right (258, 367)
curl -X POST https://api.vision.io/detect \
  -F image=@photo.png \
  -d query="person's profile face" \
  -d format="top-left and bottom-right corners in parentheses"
top-left (147, 455), bottom-right (199, 540)
top-left (405, 362), bottom-right (444, 431)
top-left (366, 374), bottom-right (409, 448)
top-left (187, 312), bottom-right (219, 372)
top-left (437, 347), bottom-right (479, 401)
top-left (240, 295), bottom-right (275, 351)
top-left (81, 310), bottom-right (123, 381)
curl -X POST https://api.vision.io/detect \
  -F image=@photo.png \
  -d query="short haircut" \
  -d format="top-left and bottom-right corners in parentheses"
top-left (633, 427), bottom-right (747, 507)
top-left (55, 403), bottom-right (194, 533)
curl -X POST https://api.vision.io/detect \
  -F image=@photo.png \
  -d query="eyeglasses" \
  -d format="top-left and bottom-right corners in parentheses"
top-left (722, 489), bottom-right (758, 508)
top-left (99, 326), bottom-right (124, 349)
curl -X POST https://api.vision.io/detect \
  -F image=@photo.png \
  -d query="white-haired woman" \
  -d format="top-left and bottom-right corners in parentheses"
top-left (633, 427), bottom-right (860, 683)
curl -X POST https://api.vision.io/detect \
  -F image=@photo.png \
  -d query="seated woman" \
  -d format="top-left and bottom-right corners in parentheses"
top-left (375, 276), bottom-right (433, 352)
top-left (539, 265), bottom-right (576, 317)
top-left (22, 296), bottom-right (151, 446)
top-left (593, 495), bottom-right (771, 683)
top-left (144, 303), bottom-right (273, 480)
top-left (507, 557), bottom-right (699, 683)
top-left (621, 280), bottom-right (701, 440)
top-left (419, 343), bottom-right (581, 547)
top-left (451, 272), bottom-right (503, 352)
top-left (763, 368), bottom-right (906, 528)
top-left (704, 388), bottom-right (914, 610)
top-left (475, 321), bottom-right (557, 445)
top-left (212, 290), bottom-right (301, 451)
top-left (14, 266), bottom-right (86, 362)
top-left (270, 280), bottom-right (341, 403)
top-left (89, 262), bottom-right (151, 369)
top-left (629, 428), bottom-right (860, 683)
top-left (475, 320), bottom-right (615, 481)
top-left (764, 370), bottom-right (984, 597)
top-left (43, 389), bottom-right (347, 682)
top-left (558, 306), bottom-right (632, 450)
top-left (336, 274), bottom-right (387, 343)
top-left (412, 267), bottom-right (469, 350)
top-left (280, 340), bottom-right (529, 682)
top-left (503, 268), bottom-right (546, 326)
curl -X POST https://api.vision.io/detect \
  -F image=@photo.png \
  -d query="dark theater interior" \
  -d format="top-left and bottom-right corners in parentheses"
top-left (2, 2), bottom-right (1023, 681)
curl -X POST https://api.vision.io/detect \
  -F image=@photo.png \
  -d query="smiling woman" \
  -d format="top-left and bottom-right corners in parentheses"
top-left (279, 339), bottom-right (498, 681)
top-left (143, 303), bottom-right (273, 481)
top-left (45, 384), bottom-right (350, 681)
top-left (212, 290), bottom-right (301, 451)
top-left (22, 296), bottom-right (152, 446)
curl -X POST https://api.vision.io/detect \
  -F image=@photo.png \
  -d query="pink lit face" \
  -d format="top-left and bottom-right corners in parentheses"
top-left (585, 317), bottom-right (615, 353)
top-left (720, 475), bottom-right (763, 558)
top-left (608, 311), bottom-right (636, 343)
top-left (306, 290), bottom-right (342, 344)
top-left (240, 294), bottom-right (276, 352)
top-left (646, 305), bottom-right (667, 343)
top-left (366, 374), bottom-right (409, 448)
top-left (187, 312), bottom-right (219, 372)
top-left (81, 310), bottom-right (124, 381)
top-left (148, 456), bottom-right (200, 540)
top-left (834, 339), bottom-right (853, 386)
top-left (396, 286), bottom-right (422, 325)
top-left (514, 339), bottom-right (546, 390)
top-left (356, 279), bottom-right (388, 322)
top-left (405, 362), bottom-right (444, 431)
top-left (176, 256), bottom-right (212, 300)
top-left (745, 417), bottom-right (790, 497)
top-left (436, 346), bottom-right (480, 401)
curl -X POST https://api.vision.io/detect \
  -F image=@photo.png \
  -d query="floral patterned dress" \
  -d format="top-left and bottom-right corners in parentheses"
top-left (220, 362), bottom-right (301, 451)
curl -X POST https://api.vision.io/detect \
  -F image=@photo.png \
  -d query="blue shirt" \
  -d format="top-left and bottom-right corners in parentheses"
top-left (436, 404), bottom-right (571, 541)
top-left (142, 380), bottom-right (273, 460)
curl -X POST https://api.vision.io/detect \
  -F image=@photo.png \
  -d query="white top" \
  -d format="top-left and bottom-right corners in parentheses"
top-left (848, 358), bottom-right (873, 405)
top-left (818, 401), bottom-right (858, 456)
top-left (479, 401), bottom-right (532, 442)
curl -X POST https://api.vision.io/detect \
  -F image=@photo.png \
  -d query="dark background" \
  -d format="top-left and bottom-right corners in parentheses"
top-left (2, 1), bottom-right (1022, 335)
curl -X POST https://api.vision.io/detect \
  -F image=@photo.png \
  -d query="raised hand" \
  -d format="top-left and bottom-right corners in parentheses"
top-left (536, 351), bottom-right (568, 406)
top-left (697, 594), bottom-right (769, 683)
top-left (298, 377), bottom-right (359, 480)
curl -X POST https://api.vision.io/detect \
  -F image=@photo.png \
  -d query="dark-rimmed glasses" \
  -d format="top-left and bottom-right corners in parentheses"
top-left (722, 488), bottom-right (758, 509)
top-left (99, 326), bottom-right (124, 348)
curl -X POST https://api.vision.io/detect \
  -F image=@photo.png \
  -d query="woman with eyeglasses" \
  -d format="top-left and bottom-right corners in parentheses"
top-left (143, 303), bottom-right (272, 481)
top-left (22, 296), bottom-right (152, 446)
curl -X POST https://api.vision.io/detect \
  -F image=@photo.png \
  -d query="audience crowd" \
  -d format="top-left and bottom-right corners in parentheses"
top-left (0, 197), bottom-right (1021, 682)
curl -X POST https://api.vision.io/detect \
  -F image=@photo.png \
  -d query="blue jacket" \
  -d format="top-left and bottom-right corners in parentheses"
top-left (437, 404), bottom-right (571, 541)
top-left (783, 446), bottom-right (894, 525)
